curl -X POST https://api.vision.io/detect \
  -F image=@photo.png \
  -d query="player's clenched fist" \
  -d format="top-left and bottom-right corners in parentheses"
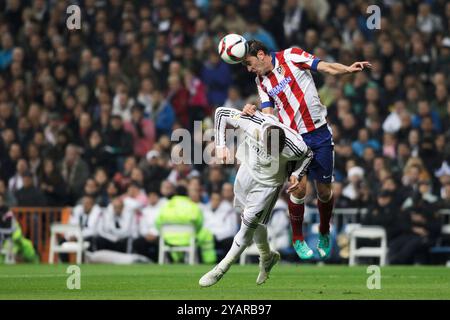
top-left (241, 104), bottom-right (257, 116)
top-left (215, 145), bottom-right (231, 164)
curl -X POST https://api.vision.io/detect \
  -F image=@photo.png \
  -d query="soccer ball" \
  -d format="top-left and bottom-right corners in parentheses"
top-left (218, 34), bottom-right (247, 64)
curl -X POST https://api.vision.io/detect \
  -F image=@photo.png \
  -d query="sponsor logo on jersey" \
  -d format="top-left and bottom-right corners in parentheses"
top-left (276, 65), bottom-right (285, 75)
top-left (232, 113), bottom-right (241, 120)
top-left (268, 76), bottom-right (292, 97)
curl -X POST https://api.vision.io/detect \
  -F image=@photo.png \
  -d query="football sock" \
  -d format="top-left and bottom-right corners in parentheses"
top-left (288, 194), bottom-right (305, 242)
top-left (218, 221), bottom-right (254, 272)
top-left (253, 224), bottom-right (270, 259)
top-left (318, 192), bottom-right (334, 235)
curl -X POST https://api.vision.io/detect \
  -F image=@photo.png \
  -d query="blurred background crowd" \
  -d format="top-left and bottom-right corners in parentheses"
top-left (0, 0), bottom-right (449, 265)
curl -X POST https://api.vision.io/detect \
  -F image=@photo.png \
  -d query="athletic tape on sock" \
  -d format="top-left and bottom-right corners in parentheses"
top-left (289, 194), bottom-right (305, 205)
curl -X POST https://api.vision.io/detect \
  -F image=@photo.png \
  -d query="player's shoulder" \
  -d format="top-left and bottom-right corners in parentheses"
top-left (282, 47), bottom-right (307, 58)
top-left (215, 106), bottom-right (239, 114)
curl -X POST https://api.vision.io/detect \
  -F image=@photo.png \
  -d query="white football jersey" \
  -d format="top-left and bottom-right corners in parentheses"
top-left (214, 107), bottom-right (313, 186)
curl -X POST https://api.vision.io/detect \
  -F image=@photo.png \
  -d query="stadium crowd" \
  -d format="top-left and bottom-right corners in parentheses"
top-left (0, 0), bottom-right (449, 265)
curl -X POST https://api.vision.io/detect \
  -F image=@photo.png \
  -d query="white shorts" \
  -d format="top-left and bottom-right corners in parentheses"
top-left (233, 165), bottom-right (282, 228)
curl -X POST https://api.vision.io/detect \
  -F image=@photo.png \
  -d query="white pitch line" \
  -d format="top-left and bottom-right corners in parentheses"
top-left (0, 274), bottom-right (67, 278)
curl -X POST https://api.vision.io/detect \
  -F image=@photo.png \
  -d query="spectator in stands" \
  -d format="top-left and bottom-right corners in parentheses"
top-left (139, 150), bottom-right (170, 193)
top-left (60, 144), bottom-right (90, 205)
top-left (243, 18), bottom-right (278, 52)
top-left (112, 85), bottom-right (135, 123)
top-left (204, 166), bottom-right (225, 194)
top-left (223, 86), bottom-right (244, 110)
top-left (351, 128), bottom-right (380, 158)
top-left (104, 181), bottom-right (120, 207)
top-left (123, 182), bottom-right (148, 208)
top-left (221, 182), bottom-right (234, 204)
top-left (152, 90), bottom-right (175, 137)
top-left (132, 191), bottom-right (161, 261)
top-left (412, 100), bottom-right (442, 133)
top-left (83, 130), bottom-right (110, 173)
top-left (210, 3), bottom-right (247, 35)
top-left (363, 190), bottom-right (403, 242)
top-left (67, 194), bottom-right (103, 251)
top-left (124, 104), bottom-right (155, 158)
top-left (159, 180), bottom-right (175, 203)
top-left (202, 192), bottom-right (238, 260)
top-left (14, 171), bottom-right (46, 206)
top-left (389, 190), bottom-right (442, 264)
top-left (342, 166), bottom-right (365, 203)
top-left (188, 176), bottom-right (208, 205)
top-left (167, 74), bottom-right (190, 129)
top-left (201, 50), bottom-right (232, 107)
top-left (97, 197), bottom-right (135, 253)
top-left (8, 158), bottom-right (28, 194)
top-left (113, 156), bottom-right (136, 193)
top-left (104, 115), bottom-right (134, 171)
top-left (39, 158), bottom-right (66, 206)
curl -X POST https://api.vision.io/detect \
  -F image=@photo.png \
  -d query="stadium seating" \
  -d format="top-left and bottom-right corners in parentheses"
top-left (349, 226), bottom-right (388, 266)
top-left (48, 224), bottom-right (90, 264)
top-left (158, 224), bottom-right (197, 265)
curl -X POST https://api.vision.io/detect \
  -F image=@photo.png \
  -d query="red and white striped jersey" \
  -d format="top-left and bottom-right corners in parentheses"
top-left (256, 47), bottom-right (327, 134)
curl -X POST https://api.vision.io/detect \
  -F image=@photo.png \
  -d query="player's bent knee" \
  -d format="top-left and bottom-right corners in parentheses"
top-left (292, 187), bottom-right (306, 199)
top-left (317, 189), bottom-right (333, 202)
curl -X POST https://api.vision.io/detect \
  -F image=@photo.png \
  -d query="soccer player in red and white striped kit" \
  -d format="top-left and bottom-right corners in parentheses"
top-left (241, 40), bottom-right (371, 260)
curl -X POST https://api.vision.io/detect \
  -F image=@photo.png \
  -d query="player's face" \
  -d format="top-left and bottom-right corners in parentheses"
top-left (242, 51), bottom-right (270, 76)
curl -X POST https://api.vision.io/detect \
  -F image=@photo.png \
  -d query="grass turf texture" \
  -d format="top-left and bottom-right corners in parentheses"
top-left (0, 264), bottom-right (449, 300)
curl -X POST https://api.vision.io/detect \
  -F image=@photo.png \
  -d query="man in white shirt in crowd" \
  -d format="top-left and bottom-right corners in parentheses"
top-left (8, 159), bottom-right (28, 193)
top-left (221, 182), bottom-right (234, 203)
top-left (67, 194), bottom-right (103, 251)
top-left (132, 190), bottom-right (162, 261)
top-left (97, 197), bottom-right (136, 252)
top-left (202, 191), bottom-right (239, 261)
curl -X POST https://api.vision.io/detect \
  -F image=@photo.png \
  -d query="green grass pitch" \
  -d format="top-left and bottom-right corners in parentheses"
top-left (0, 264), bottom-right (449, 300)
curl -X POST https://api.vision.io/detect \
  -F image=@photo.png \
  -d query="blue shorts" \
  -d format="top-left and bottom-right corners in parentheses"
top-left (301, 124), bottom-right (334, 184)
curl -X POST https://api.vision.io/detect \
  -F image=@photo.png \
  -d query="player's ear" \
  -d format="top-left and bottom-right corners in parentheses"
top-left (257, 50), bottom-right (265, 61)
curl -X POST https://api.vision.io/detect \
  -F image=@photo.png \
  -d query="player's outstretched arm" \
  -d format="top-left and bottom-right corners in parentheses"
top-left (317, 61), bottom-right (372, 75)
top-left (241, 104), bottom-right (275, 116)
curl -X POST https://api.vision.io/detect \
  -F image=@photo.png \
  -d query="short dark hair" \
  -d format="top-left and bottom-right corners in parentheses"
top-left (265, 125), bottom-right (286, 154)
top-left (246, 40), bottom-right (269, 57)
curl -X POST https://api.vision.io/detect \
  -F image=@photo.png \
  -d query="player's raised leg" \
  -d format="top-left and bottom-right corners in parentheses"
top-left (254, 223), bottom-right (280, 285)
top-left (316, 181), bottom-right (334, 259)
top-left (199, 220), bottom-right (255, 287)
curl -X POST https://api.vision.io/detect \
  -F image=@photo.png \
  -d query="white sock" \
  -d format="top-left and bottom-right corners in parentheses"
top-left (253, 224), bottom-right (271, 259)
top-left (218, 222), bottom-right (254, 272)
top-left (290, 194), bottom-right (305, 204)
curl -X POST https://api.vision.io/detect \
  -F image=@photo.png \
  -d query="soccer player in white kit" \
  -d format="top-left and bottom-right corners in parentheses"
top-left (199, 106), bottom-right (313, 287)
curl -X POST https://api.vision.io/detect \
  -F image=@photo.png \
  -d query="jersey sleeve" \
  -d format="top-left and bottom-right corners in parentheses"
top-left (255, 77), bottom-right (273, 109)
top-left (215, 107), bottom-right (263, 147)
top-left (282, 126), bottom-right (314, 177)
top-left (214, 107), bottom-right (247, 147)
top-left (285, 47), bottom-right (321, 72)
